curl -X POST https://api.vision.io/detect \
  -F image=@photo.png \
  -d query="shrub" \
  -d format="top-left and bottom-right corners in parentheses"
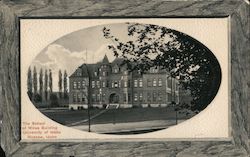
top-left (103, 104), bottom-right (107, 108)
top-left (33, 93), bottom-right (42, 103)
top-left (50, 94), bottom-right (59, 107)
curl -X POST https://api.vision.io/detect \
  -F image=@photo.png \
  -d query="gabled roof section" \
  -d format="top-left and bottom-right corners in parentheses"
top-left (111, 57), bottom-right (123, 66)
top-left (69, 64), bottom-right (89, 78)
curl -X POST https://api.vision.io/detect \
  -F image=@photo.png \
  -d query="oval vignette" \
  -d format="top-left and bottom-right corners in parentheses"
top-left (27, 22), bottom-right (222, 135)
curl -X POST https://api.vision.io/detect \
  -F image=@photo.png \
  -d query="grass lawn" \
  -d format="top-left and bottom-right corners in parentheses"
top-left (41, 107), bottom-right (193, 126)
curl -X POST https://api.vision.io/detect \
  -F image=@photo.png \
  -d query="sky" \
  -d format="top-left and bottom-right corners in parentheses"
top-left (30, 23), bottom-right (133, 91)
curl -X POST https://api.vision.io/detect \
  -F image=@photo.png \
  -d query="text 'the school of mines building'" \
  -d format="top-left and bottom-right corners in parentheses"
top-left (69, 55), bottom-right (180, 110)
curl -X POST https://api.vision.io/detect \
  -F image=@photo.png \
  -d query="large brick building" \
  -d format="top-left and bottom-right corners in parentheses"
top-left (69, 55), bottom-right (179, 110)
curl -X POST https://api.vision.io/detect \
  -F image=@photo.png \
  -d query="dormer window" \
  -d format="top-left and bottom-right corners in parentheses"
top-left (76, 69), bottom-right (82, 76)
top-left (113, 64), bottom-right (119, 73)
top-left (138, 70), bottom-right (141, 75)
top-left (150, 67), bottom-right (158, 73)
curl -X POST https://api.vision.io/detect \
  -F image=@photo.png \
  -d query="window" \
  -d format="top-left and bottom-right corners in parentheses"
top-left (73, 82), bottom-right (77, 89)
top-left (147, 93), bottom-right (151, 102)
top-left (134, 79), bottom-right (138, 87)
top-left (103, 71), bottom-right (106, 76)
top-left (153, 79), bottom-right (157, 87)
top-left (128, 93), bottom-right (131, 102)
top-left (77, 70), bottom-right (82, 76)
top-left (96, 94), bottom-right (100, 102)
top-left (139, 93), bottom-right (143, 101)
top-left (114, 81), bottom-right (118, 88)
top-left (77, 93), bottom-right (81, 102)
top-left (147, 79), bottom-right (152, 87)
top-left (123, 93), bottom-right (127, 102)
top-left (150, 67), bottom-right (158, 73)
top-left (138, 70), bottom-right (141, 75)
top-left (92, 81), bottom-right (95, 88)
top-left (153, 92), bottom-right (157, 102)
top-left (82, 94), bottom-right (85, 103)
top-left (124, 81), bottom-right (127, 87)
top-left (139, 79), bottom-right (143, 87)
top-left (92, 94), bottom-right (96, 102)
top-left (134, 93), bottom-right (138, 102)
top-left (78, 81), bottom-right (81, 89)
top-left (73, 93), bottom-right (77, 102)
top-left (82, 80), bottom-right (86, 87)
top-left (94, 71), bottom-right (98, 76)
top-left (158, 92), bottom-right (162, 102)
top-left (102, 81), bottom-right (106, 88)
top-left (158, 78), bottom-right (162, 87)
top-left (96, 81), bottom-right (100, 88)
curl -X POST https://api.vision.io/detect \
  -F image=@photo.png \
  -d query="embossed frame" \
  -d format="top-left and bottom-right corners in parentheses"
top-left (0, 1), bottom-right (249, 156)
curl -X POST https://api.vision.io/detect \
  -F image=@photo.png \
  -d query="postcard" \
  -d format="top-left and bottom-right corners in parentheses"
top-left (20, 18), bottom-right (229, 141)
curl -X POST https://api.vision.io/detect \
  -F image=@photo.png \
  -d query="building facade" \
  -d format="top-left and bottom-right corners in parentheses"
top-left (69, 55), bottom-right (179, 110)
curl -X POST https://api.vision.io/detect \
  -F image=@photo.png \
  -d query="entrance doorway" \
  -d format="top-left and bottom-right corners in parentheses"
top-left (109, 93), bottom-right (119, 103)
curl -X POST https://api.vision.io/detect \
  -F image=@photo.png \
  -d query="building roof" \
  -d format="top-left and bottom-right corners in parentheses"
top-left (69, 55), bottom-right (169, 78)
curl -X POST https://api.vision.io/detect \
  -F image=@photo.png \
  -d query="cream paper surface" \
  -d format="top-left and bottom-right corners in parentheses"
top-left (20, 18), bottom-right (229, 141)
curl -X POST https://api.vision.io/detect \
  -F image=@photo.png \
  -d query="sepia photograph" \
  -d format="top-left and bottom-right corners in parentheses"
top-left (24, 21), bottom-right (222, 135)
